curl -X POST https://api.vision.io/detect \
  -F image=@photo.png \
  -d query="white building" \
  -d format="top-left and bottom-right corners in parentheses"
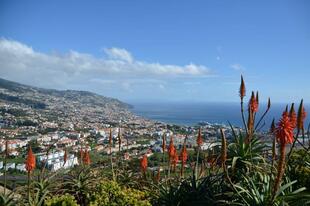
top-left (16, 163), bottom-right (26, 171)
top-left (38, 151), bottom-right (78, 171)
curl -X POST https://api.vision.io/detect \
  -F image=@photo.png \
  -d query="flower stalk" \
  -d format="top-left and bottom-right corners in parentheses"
top-left (272, 110), bottom-right (294, 201)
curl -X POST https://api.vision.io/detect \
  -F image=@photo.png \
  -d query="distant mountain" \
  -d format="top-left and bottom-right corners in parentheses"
top-left (0, 77), bottom-right (136, 127)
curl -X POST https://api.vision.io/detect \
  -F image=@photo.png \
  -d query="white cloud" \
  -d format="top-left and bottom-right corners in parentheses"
top-left (104, 47), bottom-right (133, 63)
top-left (230, 63), bottom-right (245, 71)
top-left (0, 38), bottom-right (215, 97)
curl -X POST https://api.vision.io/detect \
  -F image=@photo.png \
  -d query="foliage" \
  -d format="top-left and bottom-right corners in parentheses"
top-left (44, 194), bottom-right (78, 206)
top-left (0, 191), bottom-right (16, 206)
top-left (89, 180), bottom-right (151, 206)
top-left (25, 172), bottom-right (58, 206)
top-left (287, 149), bottom-right (310, 191)
top-left (233, 172), bottom-right (309, 206)
top-left (62, 166), bottom-right (94, 206)
top-left (227, 133), bottom-right (266, 180)
top-left (156, 174), bottom-right (230, 206)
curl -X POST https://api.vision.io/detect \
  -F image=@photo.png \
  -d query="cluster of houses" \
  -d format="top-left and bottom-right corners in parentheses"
top-left (0, 150), bottom-right (79, 173)
top-left (37, 151), bottom-right (79, 171)
top-left (0, 122), bottom-right (238, 175)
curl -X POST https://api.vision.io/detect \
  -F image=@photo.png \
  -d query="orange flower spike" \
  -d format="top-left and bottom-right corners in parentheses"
top-left (25, 146), bottom-right (36, 172)
top-left (273, 108), bottom-right (295, 197)
top-left (168, 136), bottom-right (176, 159)
top-left (83, 150), bottom-right (91, 165)
top-left (140, 155), bottom-right (148, 173)
top-left (196, 128), bottom-right (203, 147)
top-left (249, 91), bottom-right (258, 113)
top-left (172, 151), bottom-right (179, 169)
top-left (239, 75), bottom-right (246, 100)
top-left (297, 99), bottom-right (307, 130)
top-left (289, 103), bottom-right (297, 129)
top-left (180, 143), bottom-right (188, 164)
top-left (302, 107), bottom-right (307, 122)
top-left (276, 111), bottom-right (294, 145)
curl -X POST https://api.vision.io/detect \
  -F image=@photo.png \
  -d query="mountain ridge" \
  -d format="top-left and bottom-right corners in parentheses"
top-left (0, 77), bottom-right (138, 127)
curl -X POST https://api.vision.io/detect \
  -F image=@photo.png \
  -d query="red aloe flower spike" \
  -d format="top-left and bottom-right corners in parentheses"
top-left (140, 154), bottom-right (148, 173)
top-left (276, 111), bottom-right (294, 145)
top-left (297, 99), bottom-right (307, 131)
top-left (180, 138), bottom-right (188, 177)
top-left (168, 136), bottom-right (176, 159)
top-left (273, 109), bottom-right (294, 199)
top-left (83, 150), bottom-right (91, 165)
top-left (180, 143), bottom-right (188, 165)
top-left (25, 146), bottom-right (36, 172)
top-left (249, 91), bottom-right (258, 113)
top-left (196, 128), bottom-right (203, 147)
top-left (289, 103), bottom-right (297, 129)
top-left (239, 75), bottom-right (246, 100)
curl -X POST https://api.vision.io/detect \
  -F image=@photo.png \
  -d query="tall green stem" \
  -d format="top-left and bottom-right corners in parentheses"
top-left (195, 147), bottom-right (200, 179)
top-left (241, 100), bottom-right (248, 135)
top-left (272, 143), bottom-right (286, 203)
top-left (27, 171), bottom-right (31, 203)
top-left (4, 139), bottom-right (8, 195)
top-left (110, 146), bottom-right (115, 181)
top-left (287, 130), bottom-right (300, 162)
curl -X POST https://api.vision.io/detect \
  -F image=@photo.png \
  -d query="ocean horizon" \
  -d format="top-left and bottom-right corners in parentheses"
top-left (130, 101), bottom-right (310, 130)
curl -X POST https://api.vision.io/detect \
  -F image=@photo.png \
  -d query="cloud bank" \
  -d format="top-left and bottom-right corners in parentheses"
top-left (0, 38), bottom-right (214, 99)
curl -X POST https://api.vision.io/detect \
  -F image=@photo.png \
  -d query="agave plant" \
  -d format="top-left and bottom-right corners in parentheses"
top-left (156, 173), bottom-right (230, 206)
top-left (155, 181), bottom-right (183, 206)
top-left (233, 171), bottom-right (309, 206)
top-left (18, 171), bottom-right (58, 206)
top-left (227, 131), bottom-right (266, 178)
top-left (0, 191), bottom-right (16, 206)
top-left (63, 166), bottom-right (94, 206)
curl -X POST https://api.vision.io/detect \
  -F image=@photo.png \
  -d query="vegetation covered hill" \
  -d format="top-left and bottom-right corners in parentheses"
top-left (0, 77), bottom-right (135, 127)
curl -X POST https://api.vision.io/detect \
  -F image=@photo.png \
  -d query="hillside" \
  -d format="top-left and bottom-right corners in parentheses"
top-left (0, 77), bottom-right (137, 128)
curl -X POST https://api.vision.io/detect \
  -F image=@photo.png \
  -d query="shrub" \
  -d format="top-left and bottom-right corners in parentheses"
top-left (44, 194), bottom-right (78, 206)
top-left (288, 149), bottom-right (310, 190)
top-left (89, 180), bottom-right (151, 206)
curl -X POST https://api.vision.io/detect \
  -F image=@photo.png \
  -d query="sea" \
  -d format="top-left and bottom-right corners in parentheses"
top-left (130, 102), bottom-right (310, 131)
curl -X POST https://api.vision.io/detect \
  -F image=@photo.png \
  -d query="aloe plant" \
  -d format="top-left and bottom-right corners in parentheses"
top-left (227, 132), bottom-right (266, 178)
top-left (233, 172), bottom-right (308, 206)
top-left (0, 191), bottom-right (16, 206)
top-left (63, 166), bottom-right (94, 206)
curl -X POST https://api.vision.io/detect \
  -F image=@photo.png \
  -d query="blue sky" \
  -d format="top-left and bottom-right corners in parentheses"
top-left (0, 0), bottom-right (309, 103)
